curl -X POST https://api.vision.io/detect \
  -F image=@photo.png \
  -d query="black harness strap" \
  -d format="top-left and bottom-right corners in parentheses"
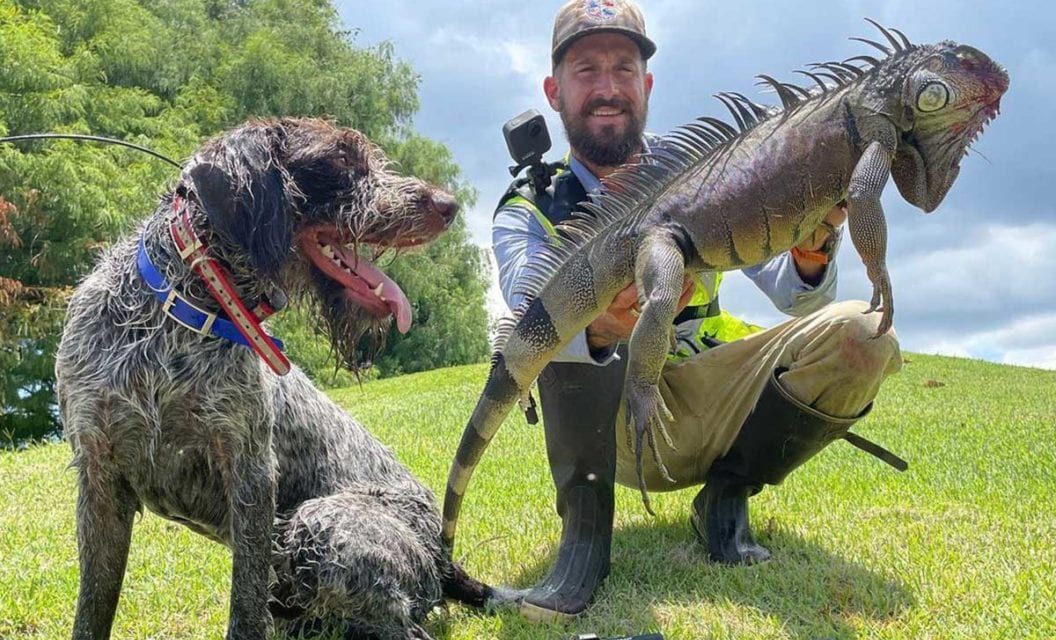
top-left (843, 432), bottom-right (909, 471)
top-left (494, 160), bottom-right (570, 219)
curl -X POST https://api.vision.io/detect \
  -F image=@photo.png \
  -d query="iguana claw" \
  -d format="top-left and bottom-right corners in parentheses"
top-left (633, 429), bottom-right (655, 516)
top-left (626, 383), bottom-right (676, 514)
top-left (864, 265), bottom-right (894, 337)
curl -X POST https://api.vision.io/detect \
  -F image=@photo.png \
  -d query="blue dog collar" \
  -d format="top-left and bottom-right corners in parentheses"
top-left (136, 237), bottom-right (285, 351)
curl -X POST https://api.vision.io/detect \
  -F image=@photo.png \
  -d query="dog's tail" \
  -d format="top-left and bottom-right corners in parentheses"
top-left (442, 562), bottom-right (491, 607)
top-left (443, 562), bottom-right (522, 609)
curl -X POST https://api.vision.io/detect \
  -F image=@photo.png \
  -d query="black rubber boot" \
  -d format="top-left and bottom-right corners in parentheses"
top-left (691, 367), bottom-right (871, 564)
top-left (519, 353), bottom-right (626, 622)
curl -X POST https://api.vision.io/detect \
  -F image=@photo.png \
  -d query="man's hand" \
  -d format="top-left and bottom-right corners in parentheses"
top-left (792, 201), bottom-right (847, 284)
top-left (586, 276), bottom-right (695, 352)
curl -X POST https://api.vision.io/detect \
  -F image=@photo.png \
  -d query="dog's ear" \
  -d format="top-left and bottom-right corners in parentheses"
top-left (185, 128), bottom-right (294, 276)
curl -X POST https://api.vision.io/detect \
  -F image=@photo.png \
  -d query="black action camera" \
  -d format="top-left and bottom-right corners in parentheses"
top-left (503, 109), bottom-right (551, 170)
top-left (502, 109), bottom-right (557, 193)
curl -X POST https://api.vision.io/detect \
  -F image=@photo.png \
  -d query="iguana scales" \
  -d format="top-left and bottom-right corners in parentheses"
top-left (443, 21), bottom-right (1009, 547)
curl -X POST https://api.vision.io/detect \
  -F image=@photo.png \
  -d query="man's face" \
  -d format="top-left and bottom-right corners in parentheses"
top-left (545, 32), bottom-right (653, 168)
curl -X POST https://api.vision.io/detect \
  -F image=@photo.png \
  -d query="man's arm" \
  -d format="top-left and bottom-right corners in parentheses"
top-left (743, 205), bottom-right (846, 316)
top-left (493, 202), bottom-right (619, 365)
top-left (585, 278), bottom-right (695, 353)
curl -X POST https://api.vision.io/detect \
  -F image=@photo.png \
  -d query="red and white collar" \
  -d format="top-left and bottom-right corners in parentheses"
top-left (168, 195), bottom-right (291, 375)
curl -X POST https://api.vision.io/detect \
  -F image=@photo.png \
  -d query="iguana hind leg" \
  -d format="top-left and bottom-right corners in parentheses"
top-left (624, 232), bottom-right (685, 514)
top-left (847, 140), bottom-right (895, 337)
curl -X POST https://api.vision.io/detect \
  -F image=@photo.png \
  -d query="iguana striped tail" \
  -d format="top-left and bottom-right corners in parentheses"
top-left (441, 350), bottom-right (523, 548)
top-left (441, 238), bottom-right (636, 549)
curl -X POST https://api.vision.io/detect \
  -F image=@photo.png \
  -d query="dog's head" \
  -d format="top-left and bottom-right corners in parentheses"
top-left (182, 118), bottom-right (458, 368)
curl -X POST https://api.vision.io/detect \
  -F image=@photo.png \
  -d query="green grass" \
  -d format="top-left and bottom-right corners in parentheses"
top-left (2, 354), bottom-right (1055, 639)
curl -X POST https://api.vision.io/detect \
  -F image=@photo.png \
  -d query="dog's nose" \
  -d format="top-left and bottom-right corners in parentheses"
top-left (429, 191), bottom-right (459, 222)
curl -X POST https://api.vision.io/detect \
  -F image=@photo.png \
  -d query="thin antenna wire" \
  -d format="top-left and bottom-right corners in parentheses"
top-left (0, 133), bottom-right (182, 169)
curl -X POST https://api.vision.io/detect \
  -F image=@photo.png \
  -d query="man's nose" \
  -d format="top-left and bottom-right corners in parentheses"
top-left (594, 70), bottom-right (620, 97)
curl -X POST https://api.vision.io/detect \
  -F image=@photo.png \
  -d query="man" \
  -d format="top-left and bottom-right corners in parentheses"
top-left (492, 0), bottom-right (903, 622)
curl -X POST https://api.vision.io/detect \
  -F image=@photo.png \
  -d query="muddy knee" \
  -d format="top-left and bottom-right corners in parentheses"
top-left (781, 300), bottom-right (903, 418)
top-left (828, 300), bottom-right (903, 381)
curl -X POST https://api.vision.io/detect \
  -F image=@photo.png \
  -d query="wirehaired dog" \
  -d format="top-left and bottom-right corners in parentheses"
top-left (55, 118), bottom-right (494, 639)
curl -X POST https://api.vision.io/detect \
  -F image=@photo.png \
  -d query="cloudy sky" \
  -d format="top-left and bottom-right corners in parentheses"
top-left (335, 1), bottom-right (1056, 370)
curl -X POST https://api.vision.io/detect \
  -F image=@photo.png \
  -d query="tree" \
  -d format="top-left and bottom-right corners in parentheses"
top-left (0, 0), bottom-right (488, 443)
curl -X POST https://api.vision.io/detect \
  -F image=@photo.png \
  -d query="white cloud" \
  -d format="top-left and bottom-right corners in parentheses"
top-left (734, 221), bottom-right (1056, 370)
top-left (890, 221), bottom-right (1056, 315)
top-left (501, 40), bottom-right (551, 80)
top-left (915, 313), bottom-right (1056, 370)
top-left (1002, 346), bottom-right (1056, 370)
top-left (424, 28), bottom-right (549, 85)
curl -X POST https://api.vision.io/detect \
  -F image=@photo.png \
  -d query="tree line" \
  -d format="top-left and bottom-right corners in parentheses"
top-left (0, 0), bottom-right (490, 443)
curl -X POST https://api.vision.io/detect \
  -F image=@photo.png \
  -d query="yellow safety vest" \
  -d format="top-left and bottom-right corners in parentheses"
top-left (669, 272), bottom-right (763, 361)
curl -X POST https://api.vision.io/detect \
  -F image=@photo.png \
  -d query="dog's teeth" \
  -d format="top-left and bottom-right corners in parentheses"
top-left (320, 244), bottom-right (334, 258)
top-left (372, 283), bottom-right (385, 299)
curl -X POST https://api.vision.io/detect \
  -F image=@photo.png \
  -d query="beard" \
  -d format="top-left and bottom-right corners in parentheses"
top-left (560, 96), bottom-right (647, 168)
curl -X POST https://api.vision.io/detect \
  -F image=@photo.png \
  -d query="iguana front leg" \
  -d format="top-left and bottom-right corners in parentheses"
top-left (624, 231), bottom-right (684, 515)
top-left (847, 140), bottom-right (895, 336)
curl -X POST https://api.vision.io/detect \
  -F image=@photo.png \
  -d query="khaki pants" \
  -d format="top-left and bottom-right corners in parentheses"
top-left (614, 300), bottom-right (904, 491)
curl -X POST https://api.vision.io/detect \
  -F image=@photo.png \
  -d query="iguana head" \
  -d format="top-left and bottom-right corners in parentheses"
top-left (889, 42), bottom-right (1009, 212)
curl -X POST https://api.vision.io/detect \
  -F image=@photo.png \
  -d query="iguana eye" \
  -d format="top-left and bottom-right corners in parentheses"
top-left (916, 82), bottom-right (949, 112)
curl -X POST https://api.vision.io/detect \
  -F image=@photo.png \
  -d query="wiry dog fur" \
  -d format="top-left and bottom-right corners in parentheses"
top-left (56, 118), bottom-right (493, 640)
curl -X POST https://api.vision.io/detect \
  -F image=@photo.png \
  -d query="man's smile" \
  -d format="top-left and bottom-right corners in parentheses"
top-left (582, 96), bottom-right (633, 124)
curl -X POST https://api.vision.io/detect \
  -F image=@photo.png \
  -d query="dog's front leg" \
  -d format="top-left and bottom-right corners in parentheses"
top-left (227, 446), bottom-right (276, 639)
top-left (70, 435), bottom-right (139, 640)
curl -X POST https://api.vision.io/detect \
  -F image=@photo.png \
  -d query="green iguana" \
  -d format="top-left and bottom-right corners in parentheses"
top-left (443, 21), bottom-right (1008, 546)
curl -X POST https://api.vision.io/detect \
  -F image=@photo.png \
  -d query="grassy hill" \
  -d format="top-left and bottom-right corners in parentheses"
top-left (2, 354), bottom-right (1054, 639)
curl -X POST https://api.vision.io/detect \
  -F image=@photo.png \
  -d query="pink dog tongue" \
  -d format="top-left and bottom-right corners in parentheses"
top-left (334, 247), bottom-right (413, 333)
top-left (381, 278), bottom-right (413, 334)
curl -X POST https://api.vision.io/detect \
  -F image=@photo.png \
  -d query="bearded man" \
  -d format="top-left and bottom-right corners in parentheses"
top-left (491, 0), bottom-right (903, 622)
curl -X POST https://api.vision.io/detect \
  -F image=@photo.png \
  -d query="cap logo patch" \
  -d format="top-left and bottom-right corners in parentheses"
top-left (584, 0), bottom-right (619, 23)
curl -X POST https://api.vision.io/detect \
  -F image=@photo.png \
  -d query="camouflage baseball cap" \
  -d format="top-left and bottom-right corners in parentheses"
top-left (551, 0), bottom-right (657, 66)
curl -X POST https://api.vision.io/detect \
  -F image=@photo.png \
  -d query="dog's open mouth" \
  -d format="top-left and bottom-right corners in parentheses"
top-left (298, 226), bottom-right (413, 333)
